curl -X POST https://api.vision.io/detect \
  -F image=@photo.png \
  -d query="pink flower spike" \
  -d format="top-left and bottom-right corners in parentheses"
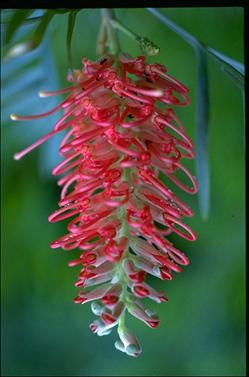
top-left (12, 52), bottom-right (198, 356)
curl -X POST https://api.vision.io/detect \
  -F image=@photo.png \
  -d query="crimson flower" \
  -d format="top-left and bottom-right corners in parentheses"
top-left (11, 53), bottom-right (198, 357)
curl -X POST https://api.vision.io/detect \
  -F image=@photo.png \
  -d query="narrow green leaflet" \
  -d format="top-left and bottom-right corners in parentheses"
top-left (146, 8), bottom-right (244, 89)
top-left (207, 47), bottom-right (244, 90)
top-left (4, 9), bottom-right (34, 45)
top-left (146, 8), bottom-right (198, 48)
top-left (52, 9), bottom-right (78, 15)
top-left (3, 10), bottom-right (54, 59)
top-left (196, 47), bottom-right (210, 219)
top-left (32, 10), bottom-right (55, 48)
top-left (67, 10), bottom-right (79, 69)
top-left (207, 47), bottom-right (244, 75)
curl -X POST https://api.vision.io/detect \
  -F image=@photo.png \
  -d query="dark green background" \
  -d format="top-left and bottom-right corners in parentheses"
top-left (1, 8), bottom-right (245, 376)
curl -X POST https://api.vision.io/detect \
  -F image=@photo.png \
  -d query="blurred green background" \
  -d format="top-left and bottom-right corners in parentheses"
top-left (1, 8), bottom-right (245, 376)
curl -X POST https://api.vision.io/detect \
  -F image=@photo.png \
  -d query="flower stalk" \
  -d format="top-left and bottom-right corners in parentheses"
top-left (101, 9), bottom-right (120, 56)
top-left (110, 18), bottom-right (160, 56)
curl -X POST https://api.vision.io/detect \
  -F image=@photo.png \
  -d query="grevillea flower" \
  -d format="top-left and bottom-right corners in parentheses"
top-left (11, 53), bottom-right (198, 357)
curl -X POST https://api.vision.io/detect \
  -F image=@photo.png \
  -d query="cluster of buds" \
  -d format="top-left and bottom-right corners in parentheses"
top-left (11, 53), bottom-right (198, 357)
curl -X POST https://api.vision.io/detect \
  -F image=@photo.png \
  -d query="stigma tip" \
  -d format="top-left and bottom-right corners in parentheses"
top-left (10, 113), bottom-right (18, 120)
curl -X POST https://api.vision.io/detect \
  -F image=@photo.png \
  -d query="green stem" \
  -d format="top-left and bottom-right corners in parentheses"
top-left (111, 17), bottom-right (160, 56)
top-left (118, 309), bottom-right (126, 334)
top-left (101, 9), bottom-right (120, 56)
top-left (97, 15), bottom-right (108, 55)
top-left (111, 19), bottom-right (138, 40)
top-left (112, 168), bottom-right (134, 325)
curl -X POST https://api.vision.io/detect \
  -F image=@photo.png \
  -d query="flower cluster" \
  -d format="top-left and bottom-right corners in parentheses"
top-left (11, 53), bottom-right (198, 357)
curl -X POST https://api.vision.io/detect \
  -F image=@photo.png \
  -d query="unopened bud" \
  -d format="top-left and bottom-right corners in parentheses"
top-left (91, 301), bottom-right (105, 316)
